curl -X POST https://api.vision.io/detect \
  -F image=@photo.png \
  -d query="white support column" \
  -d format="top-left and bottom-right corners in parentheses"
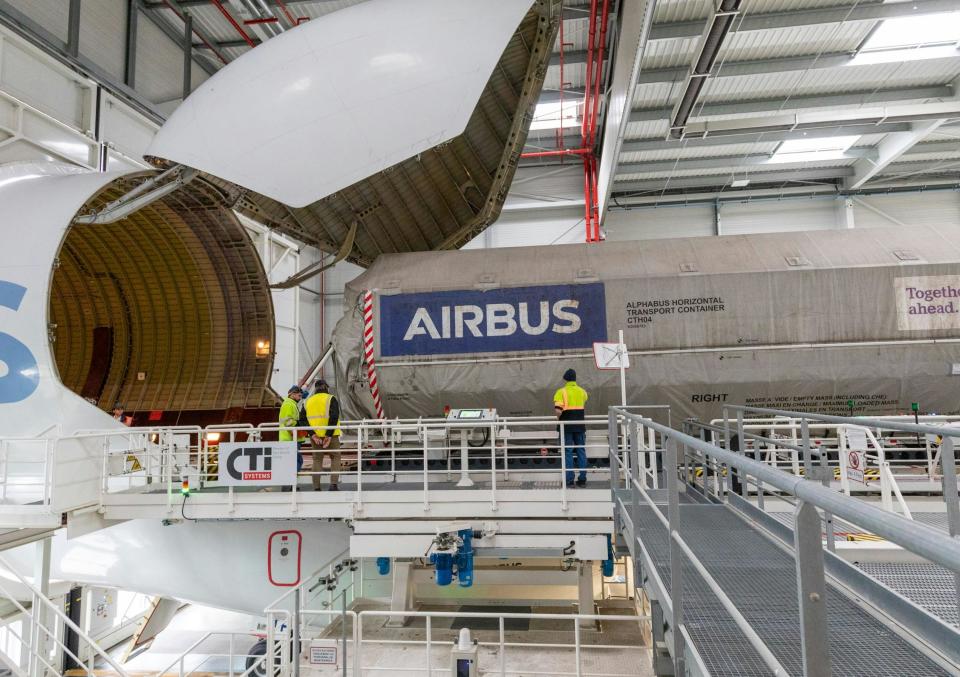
top-left (578, 561), bottom-right (595, 626)
top-left (31, 537), bottom-right (52, 676)
top-left (386, 560), bottom-right (414, 628)
top-left (843, 197), bottom-right (855, 229)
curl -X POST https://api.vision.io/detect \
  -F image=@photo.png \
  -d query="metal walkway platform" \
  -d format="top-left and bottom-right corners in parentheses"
top-left (624, 497), bottom-right (952, 676)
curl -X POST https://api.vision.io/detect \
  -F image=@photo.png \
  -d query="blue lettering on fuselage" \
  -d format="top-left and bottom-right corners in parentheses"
top-left (0, 281), bottom-right (39, 403)
top-left (379, 283), bottom-right (607, 357)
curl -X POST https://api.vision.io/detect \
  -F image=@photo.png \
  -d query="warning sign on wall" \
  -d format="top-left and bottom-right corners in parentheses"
top-left (309, 642), bottom-right (339, 666)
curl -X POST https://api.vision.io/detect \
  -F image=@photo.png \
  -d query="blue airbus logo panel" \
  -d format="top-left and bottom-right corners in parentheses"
top-left (379, 284), bottom-right (608, 357)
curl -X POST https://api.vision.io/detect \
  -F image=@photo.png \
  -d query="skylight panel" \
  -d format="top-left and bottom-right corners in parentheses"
top-left (529, 100), bottom-right (581, 131)
top-left (848, 11), bottom-right (960, 65)
top-left (768, 135), bottom-right (860, 164)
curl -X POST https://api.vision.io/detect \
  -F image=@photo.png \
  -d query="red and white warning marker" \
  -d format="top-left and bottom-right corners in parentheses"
top-left (362, 290), bottom-right (385, 420)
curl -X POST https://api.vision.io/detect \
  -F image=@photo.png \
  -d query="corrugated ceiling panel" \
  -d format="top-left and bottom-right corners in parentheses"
top-left (719, 21), bottom-right (871, 61)
top-left (703, 57), bottom-right (960, 103)
top-left (616, 158), bottom-right (854, 181)
top-left (631, 81), bottom-right (679, 108)
top-left (620, 141), bottom-right (780, 163)
top-left (653, 0), bottom-right (713, 24)
top-left (79, 0), bottom-right (126, 81)
top-left (640, 37), bottom-right (699, 69)
top-left (625, 119), bottom-right (670, 139)
top-left (4, 0), bottom-right (67, 41)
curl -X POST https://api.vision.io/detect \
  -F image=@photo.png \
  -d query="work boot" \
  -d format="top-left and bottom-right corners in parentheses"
top-left (576, 478), bottom-right (587, 487)
top-left (329, 484), bottom-right (339, 492)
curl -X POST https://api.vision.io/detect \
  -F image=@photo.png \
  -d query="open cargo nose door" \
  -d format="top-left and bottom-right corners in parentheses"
top-left (145, 0), bottom-right (561, 268)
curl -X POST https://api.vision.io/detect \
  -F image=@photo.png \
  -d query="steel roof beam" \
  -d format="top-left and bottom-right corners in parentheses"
top-left (620, 123), bottom-right (914, 153)
top-left (638, 52), bottom-right (861, 85)
top-left (682, 109), bottom-right (960, 141)
top-left (618, 148), bottom-right (875, 174)
top-left (846, 119), bottom-right (948, 189)
top-left (648, 0), bottom-right (960, 41)
top-left (612, 167), bottom-right (854, 192)
top-left (631, 86), bottom-right (953, 122)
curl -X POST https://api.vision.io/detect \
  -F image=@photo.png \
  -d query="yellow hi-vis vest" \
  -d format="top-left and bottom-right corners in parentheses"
top-left (305, 392), bottom-right (341, 437)
top-left (553, 381), bottom-right (588, 413)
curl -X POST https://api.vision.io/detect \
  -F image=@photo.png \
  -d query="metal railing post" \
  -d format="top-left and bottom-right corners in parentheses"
top-left (608, 412), bottom-right (618, 496)
top-left (819, 449), bottom-right (836, 553)
top-left (498, 616), bottom-right (506, 676)
top-left (736, 409), bottom-right (747, 499)
top-left (292, 587), bottom-right (301, 677)
top-left (664, 438), bottom-right (684, 677)
top-left (940, 435), bottom-right (960, 611)
top-left (794, 500), bottom-right (832, 677)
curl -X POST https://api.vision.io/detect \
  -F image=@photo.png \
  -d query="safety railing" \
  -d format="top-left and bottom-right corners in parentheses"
top-left (261, 607), bottom-right (648, 677)
top-left (707, 413), bottom-right (959, 488)
top-left (0, 437), bottom-right (54, 508)
top-left (0, 554), bottom-right (131, 677)
top-left (150, 631), bottom-right (268, 677)
top-left (91, 411), bottom-right (665, 515)
top-left (610, 405), bottom-right (960, 677)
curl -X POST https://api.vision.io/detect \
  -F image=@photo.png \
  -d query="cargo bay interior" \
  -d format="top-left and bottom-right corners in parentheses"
top-left (0, 1), bottom-right (959, 676)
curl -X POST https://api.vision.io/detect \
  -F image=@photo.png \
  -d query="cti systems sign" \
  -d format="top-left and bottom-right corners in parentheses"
top-left (379, 283), bottom-right (607, 357)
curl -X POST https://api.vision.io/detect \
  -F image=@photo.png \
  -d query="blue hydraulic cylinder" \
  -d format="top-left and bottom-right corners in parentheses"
top-left (601, 535), bottom-right (615, 578)
top-left (376, 557), bottom-right (391, 576)
top-left (456, 529), bottom-right (474, 588)
top-left (430, 552), bottom-right (454, 586)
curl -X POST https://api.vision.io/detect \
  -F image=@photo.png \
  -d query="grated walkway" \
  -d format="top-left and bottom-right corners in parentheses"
top-left (632, 503), bottom-right (951, 676)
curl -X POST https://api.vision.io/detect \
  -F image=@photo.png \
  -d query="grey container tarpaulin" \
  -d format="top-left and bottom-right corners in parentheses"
top-left (331, 225), bottom-right (960, 421)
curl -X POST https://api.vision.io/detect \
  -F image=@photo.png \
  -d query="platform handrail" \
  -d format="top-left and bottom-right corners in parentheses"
top-left (610, 405), bottom-right (960, 676)
top-left (0, 554), bottom-right (131, 677)
top-left (620, 409), bottom-right (960, 574)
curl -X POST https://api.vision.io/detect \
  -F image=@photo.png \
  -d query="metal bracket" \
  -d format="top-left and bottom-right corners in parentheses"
top-left (73, 165), bottom-right (198, 225)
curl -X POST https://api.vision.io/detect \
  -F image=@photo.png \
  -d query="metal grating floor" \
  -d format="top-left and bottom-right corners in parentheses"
top-left (633, 504), bottom-right (952, 676)
top-left (856, 562), bottom-right (960, 628)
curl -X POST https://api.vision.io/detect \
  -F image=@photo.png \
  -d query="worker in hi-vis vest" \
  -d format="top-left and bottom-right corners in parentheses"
top-left (278, 385), bottom-right (305, 490)
top-left (554, 368), bottom-right (589, 488)
top-left (305, 379), bottom-right (342, 491)
top-left (278, 385), bottom-right (302, 442)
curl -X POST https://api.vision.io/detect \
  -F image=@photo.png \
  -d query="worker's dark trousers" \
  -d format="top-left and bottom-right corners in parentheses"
top-left (312, 436), bottom-right (341, 489)
top-left (563, 429), bottom-right (587, 485)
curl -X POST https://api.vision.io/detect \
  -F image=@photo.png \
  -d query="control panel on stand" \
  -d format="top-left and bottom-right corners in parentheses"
top-left (445, 409), bottom-right (497, 487)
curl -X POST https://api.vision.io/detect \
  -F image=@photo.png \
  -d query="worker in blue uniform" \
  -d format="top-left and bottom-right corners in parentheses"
top-left (554, 368), bottom-right (589, 487)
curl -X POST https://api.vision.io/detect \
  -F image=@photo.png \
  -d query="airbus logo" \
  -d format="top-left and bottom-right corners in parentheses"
top-left (403, 300), bottom-right (582, 341)
top-left (379, 283), bottom-right (608, 357)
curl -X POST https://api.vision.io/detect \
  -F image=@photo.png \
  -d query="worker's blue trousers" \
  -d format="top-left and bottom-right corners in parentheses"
top-left (563, 429), bottom-right (587, 485)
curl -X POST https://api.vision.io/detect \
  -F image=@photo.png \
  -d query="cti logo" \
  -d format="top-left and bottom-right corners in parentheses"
top-left (0, 281), bottom-right (40, 404)
top-left (379, 283), bottom-right (607, 357)
top-left (226, 446), bottom-right (274, 481)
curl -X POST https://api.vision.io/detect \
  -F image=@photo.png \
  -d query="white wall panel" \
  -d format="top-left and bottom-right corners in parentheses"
top-left (720, 198), bottom-right (844, 235)
top-left (79, 0), bottom-right (127, 81)
top-left (4, 0), bottom-right (67, 42)
top-left (100, 93), bottom-right (158, 166)
top-left (605, 204), bottom-right (715, 240)
top-left (0, 32), bottom-right (93, 132)
top-left (463, 206), bottom-right (585, 249)
top-left (134, 15), bottom-right (185, 104)
top-left (853, 191), bottom-right (960, 229)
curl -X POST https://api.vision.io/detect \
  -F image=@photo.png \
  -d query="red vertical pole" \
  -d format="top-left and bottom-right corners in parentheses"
top-left (582, 155), bottom-right (593, 242)
top-left (580, 0), bottom-right (599, 145)
top-left (588, 0), bottom-right (612, 147)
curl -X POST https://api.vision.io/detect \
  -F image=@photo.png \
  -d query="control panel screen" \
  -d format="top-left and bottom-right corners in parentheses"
top-left (457, 409), bottom-right (484, 419)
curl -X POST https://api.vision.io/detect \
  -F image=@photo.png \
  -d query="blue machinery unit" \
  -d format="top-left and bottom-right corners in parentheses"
top-left (429, 528), bottom-right (475, 588)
